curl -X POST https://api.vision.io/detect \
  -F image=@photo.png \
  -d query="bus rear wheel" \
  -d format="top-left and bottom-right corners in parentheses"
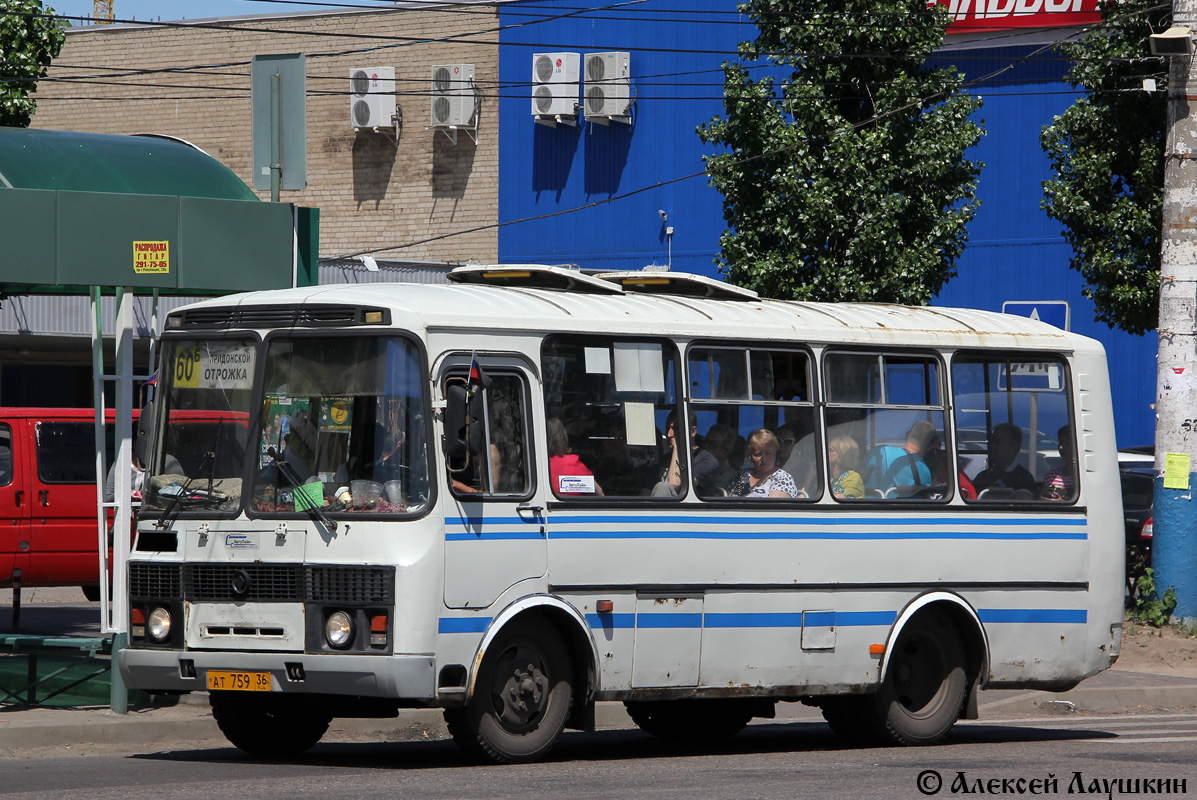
top-left (875, 616), bottom-right (967, 746)
top-left (625, 699), bottom-right (754, 741)
top-left (446, 620), bottom-right (573, 764)
top-left (209, 691), bottom-right (332, 757)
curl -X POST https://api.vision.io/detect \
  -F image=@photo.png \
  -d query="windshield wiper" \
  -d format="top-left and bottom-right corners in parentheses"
top-left (155, 450), bottom-right (219, 530)
top-left (267, 447), bottom-right (337, 533)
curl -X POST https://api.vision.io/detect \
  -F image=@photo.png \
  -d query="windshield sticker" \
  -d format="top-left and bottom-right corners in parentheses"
top-left (174, 344), bottom-right (255, 391)
top-left (558, 475), bottom-right (596, 494)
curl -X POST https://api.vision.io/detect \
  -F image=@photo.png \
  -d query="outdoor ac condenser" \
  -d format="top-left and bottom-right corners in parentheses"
top-left (350, 66), bottom-right (396, 129)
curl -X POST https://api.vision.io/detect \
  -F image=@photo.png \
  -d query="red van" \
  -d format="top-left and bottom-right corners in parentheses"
top-left (0, 407), bottom-right (251, 600)
top-left (0, 408), bottom-right (127, 600)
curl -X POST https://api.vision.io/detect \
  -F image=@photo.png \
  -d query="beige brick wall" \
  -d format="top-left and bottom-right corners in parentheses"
top-left (31, 10), bottom-right (499, 263)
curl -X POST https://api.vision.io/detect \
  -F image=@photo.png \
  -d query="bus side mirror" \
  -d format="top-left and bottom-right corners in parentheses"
top-left (135, 400), bottom-right (154, 467)
top-left (443, 384), bottom-right (483, 460)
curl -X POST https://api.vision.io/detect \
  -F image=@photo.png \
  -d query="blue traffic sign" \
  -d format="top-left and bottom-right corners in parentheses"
top-left (1001, 301), bottom-right (1070, 331)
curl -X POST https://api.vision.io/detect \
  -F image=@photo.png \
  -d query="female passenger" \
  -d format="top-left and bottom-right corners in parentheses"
top-left (730, 429), bottom-right (801, 498)
top-left (828, 435), bottom-right (865, 499)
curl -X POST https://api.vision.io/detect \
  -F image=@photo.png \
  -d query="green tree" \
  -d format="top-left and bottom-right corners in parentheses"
top-left (0, 0), bottom-right (66, 128)
top-left (1041, 0), bottom-right (1166, 337)
top-left (698, 0), bottom-right (983, 303)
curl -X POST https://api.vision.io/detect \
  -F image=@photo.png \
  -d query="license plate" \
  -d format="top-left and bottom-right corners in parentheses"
top-left (206, 670), bottom-right (272, 692)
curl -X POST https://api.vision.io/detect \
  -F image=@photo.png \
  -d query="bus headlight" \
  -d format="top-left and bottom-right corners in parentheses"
top-left (325, 611), bottom-right (354, 649)
top-left (147, 607), bottom-right (172, 643)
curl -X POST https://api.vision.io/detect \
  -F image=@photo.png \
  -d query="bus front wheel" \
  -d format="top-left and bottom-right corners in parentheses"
top-left (875, 616), bottom-right (967, 746)
top-left (446, 620), bottom-right (573, 764)
top-left (209, 691), bottom-right (332, 757)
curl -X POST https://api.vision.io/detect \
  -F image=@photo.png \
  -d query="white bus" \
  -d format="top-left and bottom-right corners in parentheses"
top-left (119, 266), bottom-right (1124, 763)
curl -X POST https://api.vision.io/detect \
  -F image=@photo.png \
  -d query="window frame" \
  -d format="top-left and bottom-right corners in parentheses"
top-left (821, 347), bottom-right (952, 504)
top-left (686, 341), bottom-right (820, 502)
top-left (540, 332), bottom-right (684, 502)
top-left (442, 365), bottom-right (537, 503)
top-left (950, 349), bottom-right (1078, 506)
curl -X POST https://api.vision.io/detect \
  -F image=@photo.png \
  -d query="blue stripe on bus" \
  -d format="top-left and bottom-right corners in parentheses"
top-left (548, 529), bottom-right (1085, 541)
top-left (446, 531), bottom-right (546, 541)
top-left (636, 613), bottom-right (704, 629)
top-left (444, 608), bottom-right (1084, 634)
top-left (978, 608), bottom-right (1087, 624)
top-left (446, 515), bottom-right (1088, 529)
top-left (438, 617), bottom-right (491, 633)
top-left (550, 515), bottom-right (1088, 528)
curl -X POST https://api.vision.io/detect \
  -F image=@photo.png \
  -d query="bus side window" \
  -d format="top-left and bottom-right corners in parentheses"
top-left (689, 346), bottom-right (818, 501)
top-left (542, 336), bottom-right (680, 499)
top-left (824, 351), bottom-right (949, 502)
top-left (446, 370), bottom-right (532, 499)
top-left (951, 355), bottom-right (1075, 504)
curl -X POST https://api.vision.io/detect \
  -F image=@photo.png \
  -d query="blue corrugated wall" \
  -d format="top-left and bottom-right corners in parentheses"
top-left (498, 6), bottom-right (1156, 447)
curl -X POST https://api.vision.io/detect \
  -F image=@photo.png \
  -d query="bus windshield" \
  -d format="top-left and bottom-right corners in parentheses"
top-left (252, 334), bottom-right (429, 515)
top-left (143, 338), bottom-right (255, 513)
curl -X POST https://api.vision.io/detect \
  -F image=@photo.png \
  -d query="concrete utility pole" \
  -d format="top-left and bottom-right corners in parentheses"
top-left (1156, 0), bottom-right (1197, 620)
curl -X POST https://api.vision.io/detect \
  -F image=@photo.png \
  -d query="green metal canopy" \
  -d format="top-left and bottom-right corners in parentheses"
top-left (0, 127), bottom-right (317, 294)
top-left (0, 128), bottom-right (258, 199)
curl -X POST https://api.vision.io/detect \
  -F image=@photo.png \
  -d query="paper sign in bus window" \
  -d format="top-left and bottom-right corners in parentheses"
top-left (584, 347), bottom-right (611, 374)
top-left (623, 401), bottom-right (657, 447)
top-left (613, 342), bottom-right (664, 393)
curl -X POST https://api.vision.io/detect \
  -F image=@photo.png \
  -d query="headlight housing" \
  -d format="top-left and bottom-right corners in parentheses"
top-left (325, 610), bottom-right (354, 649)
top-left (147, 606), bottom-right (172, 643)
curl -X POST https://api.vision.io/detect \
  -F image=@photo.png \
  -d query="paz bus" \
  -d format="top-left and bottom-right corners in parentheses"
top-left (118, 266), bottom-right (1123, 763)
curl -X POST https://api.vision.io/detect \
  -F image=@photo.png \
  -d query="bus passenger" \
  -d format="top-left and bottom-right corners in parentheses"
top-left (730, 429), bottom-right (801, 499)
top-left (547, 417), bottom-right (603, 496)
top-left (651, 411), bottom-right (692, 497)
top-left (1041, 425), bottom-right (1077, 501)
top-left (693, 423), bottom-right (737, 496)
top-left (863, 420), bottom-right (937, 492)
top-left (973, 422), bottom-right (1037, 496)
top-left (828, 436), bottom-right (865, 499)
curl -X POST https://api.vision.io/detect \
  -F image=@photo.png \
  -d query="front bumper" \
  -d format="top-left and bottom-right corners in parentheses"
top-left (119, 648), bottom-right (437, 700)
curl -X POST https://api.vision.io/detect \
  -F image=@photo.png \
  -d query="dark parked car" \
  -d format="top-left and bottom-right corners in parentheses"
top-left (1119, 447), bottom-right (1154, 595)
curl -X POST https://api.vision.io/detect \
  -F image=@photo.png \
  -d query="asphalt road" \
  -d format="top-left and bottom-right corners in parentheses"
top-left (1, 712), bottom-right (1195, 800)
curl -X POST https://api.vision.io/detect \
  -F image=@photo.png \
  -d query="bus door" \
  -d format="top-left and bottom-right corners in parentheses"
top-left (0, 420), bottom-right (27, 585)
top-left (441, 359), bottom-right (546, 609)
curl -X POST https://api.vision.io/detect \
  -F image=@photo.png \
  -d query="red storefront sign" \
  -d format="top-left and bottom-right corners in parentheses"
top-left (934, 0), bottom-right (1100, 33)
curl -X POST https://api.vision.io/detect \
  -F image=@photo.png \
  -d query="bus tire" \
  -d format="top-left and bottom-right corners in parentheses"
top-left (209, 691), bottom-right (331, 757)
top-left (875, 616), bottom-right (967, 746)
top-left (447, 620), bottom-right (573, 764)
top-left (625, 699), bottom-right (753, 741)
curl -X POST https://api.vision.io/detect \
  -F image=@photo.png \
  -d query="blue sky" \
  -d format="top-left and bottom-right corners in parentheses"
top-left (49, 1), bottom-right (383, 25)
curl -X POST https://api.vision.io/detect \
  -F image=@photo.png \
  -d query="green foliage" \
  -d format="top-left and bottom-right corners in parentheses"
top-left (698, 0), bottom-right (983, 303)
top-left (1040, 0), bottom-right (1166, 336)
top-left (0, 0), bottom-right (66, 128)
top-left (1129, 568), bottom-right (1178, 627)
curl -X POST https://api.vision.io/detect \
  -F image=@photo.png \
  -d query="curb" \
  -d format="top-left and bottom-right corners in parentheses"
top-left (979, 684), bottom-right (1197, 715)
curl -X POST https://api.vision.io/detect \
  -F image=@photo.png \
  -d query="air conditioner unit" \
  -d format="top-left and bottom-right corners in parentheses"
top-left (584, 51), bottom-right (631, 122)
top-left (531, 52), bottom-right (580, 121)
top-left (431, 63), bottom-right (476, 127)
top-left (350, 66), bottom-right (395, 129)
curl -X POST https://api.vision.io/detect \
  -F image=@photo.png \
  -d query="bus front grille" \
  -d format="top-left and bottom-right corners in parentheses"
top-left (129, 563), bottom-right (395, 605)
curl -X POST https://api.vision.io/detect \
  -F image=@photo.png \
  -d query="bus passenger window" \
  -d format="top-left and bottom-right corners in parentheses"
top-left (689, 346), bottom-right (817, 501)
top-left (824, 351), bottom-right (949, 502)
top-left (542, 336), bottom-right (680, 499)
top-left (952, 355), bottom-right (1075, 503)
top-left (446, 370), bottom-right (532, 499)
